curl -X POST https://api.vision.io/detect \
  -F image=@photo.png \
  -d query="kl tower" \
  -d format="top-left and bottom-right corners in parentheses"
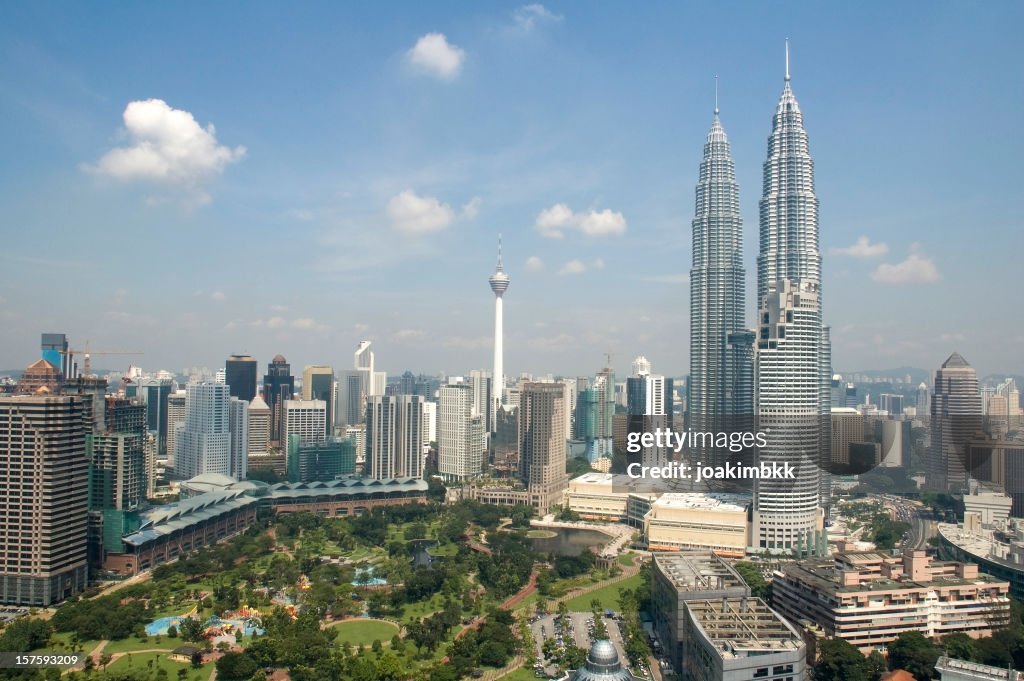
top-left (488, 235), bottom-right (509, 421)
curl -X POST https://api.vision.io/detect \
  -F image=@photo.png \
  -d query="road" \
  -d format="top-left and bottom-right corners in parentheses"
top-left (885, 496), bottom-right (935, 550)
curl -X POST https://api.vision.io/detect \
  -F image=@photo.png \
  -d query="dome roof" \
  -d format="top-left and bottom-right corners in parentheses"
top-left (272, 354), bottom-right (287, 363)
top-left (571, 640), bottom-right (633, 681)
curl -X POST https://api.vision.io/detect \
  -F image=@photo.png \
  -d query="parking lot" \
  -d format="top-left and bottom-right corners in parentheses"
top-left (529, 610), bottom-right (628, 677)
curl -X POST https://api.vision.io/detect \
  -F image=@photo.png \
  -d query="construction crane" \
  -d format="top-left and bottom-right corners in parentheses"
top-left (58, 343), bottom-right (143, 378)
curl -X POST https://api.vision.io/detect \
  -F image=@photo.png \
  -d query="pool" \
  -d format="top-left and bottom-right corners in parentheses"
top-left (145, 615), bottom-right (264, 637)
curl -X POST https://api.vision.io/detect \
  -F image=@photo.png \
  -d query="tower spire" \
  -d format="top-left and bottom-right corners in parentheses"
top-left (785, 38), bottom-right (790, 82)
top-left (497, 233), bottom-right (503, 270)
top-left (714, 74), bottom-right (719, 115)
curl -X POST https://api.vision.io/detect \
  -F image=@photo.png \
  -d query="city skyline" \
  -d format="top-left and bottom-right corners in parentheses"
top-left (2, 3), bottom-right (1023, 378)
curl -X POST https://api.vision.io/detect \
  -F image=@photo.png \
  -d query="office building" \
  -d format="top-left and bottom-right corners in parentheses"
top-left (228, 396), bottom-right (248, 480)
top-left (137, 377), bottom-right (173, 458)
top-left (366, 395), bottom-right (424, 480)
top-left (965, 438), bottom-right (1024, 517)
top-left (225, 354), bottom-right (257, 403)
top-left (772, 550), bottom-right (1011, 652)
top-left (337, 369), bottom-right (363, 427)
top-left (879, 393), bottom-right (904, 415)
top-left (302, 365), bottom-right (335, 437)
top-left (283, 399), bottom-right (327, 446)
top-left (247, 395), bottom-right (271, 458)
top-left (753, 45), bottom-right (829, 553)
top-left (438, 384), bottom-right (486, 482)
top-left (928, 353), bottom-right (983, 492)
top-left (286, 436), bottom-right (357, 483)
top-left (936, 657), bottom-right (1024, 681)
top-left (88, 432), bottom-right (145, 511)
top-left (40, 332), bottom-right (70, 379)
top-left (469, 369), bottom-right (494, 435)
top-left (519, 382), bottom-right (569, 514)
top-left (644, 493), bottom-right (750, 554)
top-left (421, 401), bottom-right (437, 445)
top-left (688, 95), bottom-right (754, 480)
top-left (262, 354), bottom-right (294, 444)
top-left (0, 395), bottom-right (90, 606)
top-left (831, 408), bottom-right (864, 466)
top-left (488, 236), bottom-right (510, 417)
top-left (174, 383), bottom-right (233, 480)
top-left (166, 390), bottom-right (186, 468)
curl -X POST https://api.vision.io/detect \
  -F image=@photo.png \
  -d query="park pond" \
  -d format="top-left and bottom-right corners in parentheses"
top-left (527, 526), bottom-right (610, 556)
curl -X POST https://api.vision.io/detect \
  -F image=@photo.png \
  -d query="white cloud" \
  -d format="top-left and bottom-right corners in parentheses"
top-left (871, 251), bottom-right (940, 284)
top-left (525, 256), bottom-right (544, 272)
top-left (513, 4), bottom-right (564, 31)
top-left (461, 197), bottom-right (482, 220)
top-left (535, 203), bottom-right (627, 238)
top-left (270, 304), bottom-right (288, 313)
top-left (87, 99), bottom-right (245, 200)
top-left (406, 33), bottom-right (465, 80)
top-left (210, 291), bottom-right (226, 302)
top-left (354, 323), bottom-right (370, 333)
top-left (527, 333), bottom-right (575, 351)
top-left (291, 318), bottom-right (316, 330)
top-left (387, 190), bottom-right (455, 234)
top-left (266, 316), bottom-right (286, 329)
top-left (441, 335), bottom-right (491, 350)
top-left (940, 333), bottom-right (966, 343)
top-left (591, 257), bottom-right (605, 270)
top-left (559, 259), bottom-right (587, 275)
top-left (830, 236), bottom-right (889, 258)
top-left (393, 328), bottom-right (426, 343)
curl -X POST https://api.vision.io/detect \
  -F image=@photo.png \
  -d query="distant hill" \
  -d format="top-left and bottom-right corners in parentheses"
top-left (836, 367), bottom-right (930, 385)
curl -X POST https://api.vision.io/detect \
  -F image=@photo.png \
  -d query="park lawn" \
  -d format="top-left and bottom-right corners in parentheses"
top-left (426, 543), bottom-right (458, 557)
top-left (104, 636), bottom-right (179, 655)
top-left (564, 574), bottom-right (643, 612)
top-left (401, 594), bottom-right (446, 623)
top-left (503, 669), bottom-right (542, 681)
top-left (618, 553), bottom-right (635, 566)
top-left (106, 651), bottom-right (199, 679)
top-left (43, 631), bottom-right (100, 654)
top-left (327, 619), bottom-right (400, 647)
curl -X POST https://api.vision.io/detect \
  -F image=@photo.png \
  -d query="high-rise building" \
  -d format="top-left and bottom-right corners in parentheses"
top-left (40, 333), bottom-right (69, 379)
top-left (488, 236), bottom-right (510, 420)
top-left (928, 352), bottom-right (982, 492)
top-left (302, 365), bottom-right (335, 437)
top-left (247, 395), bottom-right (271, 458)
top-left (92, 398), bottom-right (147, 511)
top-left (287, 436), bottom-right (357, 483)
top-left (753, 44), bottom-right (828, 554)
top-left (917, 382), bottom-right (931, 415)
top-left (225, 354), bottom-right (257, 403)
top-left (366, 395), bottom-right (424, 480)
top-left (469, 370), bottom-right (494, 435)
top-left (175, 383), bottom-right (233, 480)
top-left (166, 390), bottom-right (186, 468)
top-left (0, 395), bottom-right (89, 606)
top-left (228, 397), bottom-right (248, 481)
top-left (626, 359), bottom-right (674, 468)
top-left (688, 93), bottom-right (753, 477)
top-left (422, 401), bottom-right (437, 445)
top-left (283, 399), bottom-right (327, 446)
top-left (336, 369), bottom-right (364, 427)
top-left (831, 408), bottom-right (865, 467)
top-left (262, 355), bottom-right (294, 444)
top-left (879, 393), bottom-right (905, 415)
top-left (137, 377), bottom-right (173, 458)
top-left (438, 384), bottom-right (485, 482)
top-left (519, 382), bottom-right (568, 514)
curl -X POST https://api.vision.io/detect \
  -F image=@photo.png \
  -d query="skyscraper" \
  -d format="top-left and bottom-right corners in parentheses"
top-left (166, 390), bottom-right (186, 469)
top-left (175, 383), bottom-right (232, 480)
top-left (469, 370), bottom-right (494, 435)
top-left (626, 358), bottom-right (673, 468)
top-left (354, 341), bottom-right (386, 400)
top-left (137, 377), bottom-right (172, 458)
top-left (365, 395), bottom-right (424, 480)
top-left (753, 44), bottom-right (829, 554)
top-left (519, 382), bottom-right (568, 514)
top-left (336, 369), bottom-right (364, 427)
top-left (928, 352), bottom-right (982, 492)
top-left (247, 395), bottom-right (271, 458)
top-left (283, 399), bottom-right (327, 446)
top-left (262, 355), bottom-right (294, 444)
top-left (225, 354), bottom-right (257, 403)
top-left (438, 384), bottom-right (485, 482)
top-left (302, 365), bottom-right (335, 437)
top-left (488, 236), bottom-right (510, 421)
top-left (0, 395), bottom-right (89, 606)
top-left (228, 396), bottom-right (248, 480)
top-left (688, 92), bottom-right (753, 475)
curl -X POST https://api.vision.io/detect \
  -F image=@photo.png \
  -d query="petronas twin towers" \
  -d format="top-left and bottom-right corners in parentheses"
top-left (689, 44), bottom-right (829, 554)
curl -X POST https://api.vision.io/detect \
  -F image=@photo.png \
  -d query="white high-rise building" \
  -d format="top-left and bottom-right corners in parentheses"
top-left (438, 384), bottom-right (485, 482)
top-left (228, 397), bottom-right (248, 480)
top-left (421, 401), bottom-right (437, 444)
top-left (366, 395), bottom-right (423, 480)
top-left (488, 235), bottom-right (510, 423)
top-left (283, 399), bottom-right (327, 446)
top-left (753, 43), bottom-right (828, 554)
top-left (469, 370), bottom-right (494, 435)
top-left (175, 383), bottom-right (232, 480)
top-left (166, 389), bottom-right (186, 469)
top-left (631, 355), bottom-right (652, 377)
top-left (248, 394), bottom-right (271, 457)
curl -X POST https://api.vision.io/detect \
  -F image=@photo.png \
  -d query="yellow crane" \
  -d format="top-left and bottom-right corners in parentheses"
top-left (58, 343), bottom-right (143, 378)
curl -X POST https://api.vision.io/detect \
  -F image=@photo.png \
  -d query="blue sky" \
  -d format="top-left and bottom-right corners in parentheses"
top-left (1, 2), bottom-right (1022, 379)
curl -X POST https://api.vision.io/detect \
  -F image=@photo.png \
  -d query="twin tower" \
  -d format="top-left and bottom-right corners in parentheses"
top-left (690, 44), bottom-right (830, 554)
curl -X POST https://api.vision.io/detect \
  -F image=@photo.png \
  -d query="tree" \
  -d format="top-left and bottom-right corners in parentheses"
top-left (190, 651), bottom-right (204, 669)
top-left (178, 618), bottom-right (205, 643)
top-left (867, 651), bottom-right (887, 681)
top-left (941, 633), bottom-right (979, 662)
top-left (814, 639), bottom-right (871, 681)
top-left (733, 562), bottom-right (770, 599)
top-left (167, 625), bottom-right (178, 638)
top-left (216, 652), bottom-right (258, 680)
top-left (887, 631), bottom-right (941, 680)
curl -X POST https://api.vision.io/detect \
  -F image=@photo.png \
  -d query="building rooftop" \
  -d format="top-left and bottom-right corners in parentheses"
top-left (686, 598), bottom-right (803, 658)
top-left (651, 492), bottom-right (749, 514)
top-left (124, 489), bottom-right (258, 546)
top-left (654, 553), bottom-right (749, 592)
top-left (783, 554), bottom-right (1007, 594)
top-left (936, 657), bottom-right (1024, 681)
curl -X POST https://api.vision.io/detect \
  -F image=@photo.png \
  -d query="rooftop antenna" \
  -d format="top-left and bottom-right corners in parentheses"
top-left (714, 74), bottom-right (719, 115)
top-left (497, 232), bottom-right (504, 269)
top-left (785, 38), bottom-right (791, 82)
